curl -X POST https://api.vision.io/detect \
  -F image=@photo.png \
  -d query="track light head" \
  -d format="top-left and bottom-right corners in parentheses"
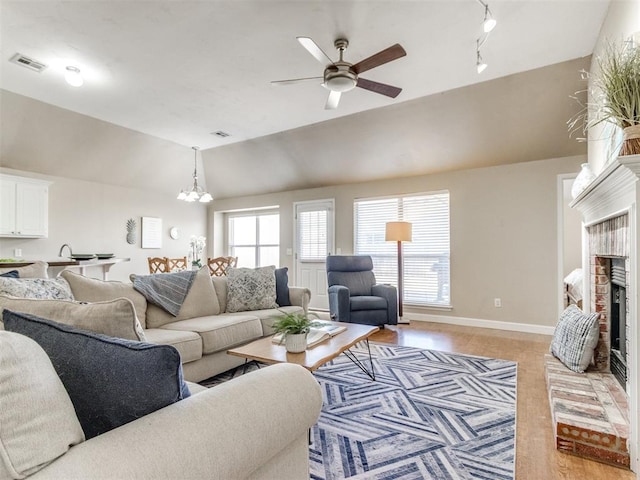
top-left (483, 6), bottom-right (497, 33)
top-left (476, 50), bottom-right (487, 73)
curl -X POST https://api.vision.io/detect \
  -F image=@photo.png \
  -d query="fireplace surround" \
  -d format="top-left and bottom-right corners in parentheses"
top-left (571, 155), bottom-right (640, 473)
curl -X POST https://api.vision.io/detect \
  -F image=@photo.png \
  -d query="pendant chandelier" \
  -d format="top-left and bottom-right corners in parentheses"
top-left (177, 146), bottom-right (213, 203)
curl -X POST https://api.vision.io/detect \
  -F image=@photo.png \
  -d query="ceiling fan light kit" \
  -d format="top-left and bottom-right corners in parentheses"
top-left (272, 36), bottom-right (406, 110)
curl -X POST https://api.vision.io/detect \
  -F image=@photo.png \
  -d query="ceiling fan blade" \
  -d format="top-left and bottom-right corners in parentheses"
top-left (356, 78), bottom-right (402, 98)
top-left (325, 90), bottom-right (341, 110)
top-left (351, 43), bottom-right (406, 74)
top-left (297, 37), bottom-right (334, 65)
top-left (271, 76), bottom-right (323, 86)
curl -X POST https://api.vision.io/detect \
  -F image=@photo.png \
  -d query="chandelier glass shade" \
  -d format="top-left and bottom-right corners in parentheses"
top-left (177, 147), bottom-right (213, 203)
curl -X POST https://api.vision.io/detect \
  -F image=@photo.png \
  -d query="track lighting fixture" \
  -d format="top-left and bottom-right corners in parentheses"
top-left (482, 4), bottom-right (497, 33)
top-left (476, 49), bottom-right (487, 74)
top-left (475, 0), bottom-right (496, 74)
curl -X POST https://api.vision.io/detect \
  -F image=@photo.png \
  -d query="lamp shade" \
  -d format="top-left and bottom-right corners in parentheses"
top-left (385, 221), bottom-right (412, 242)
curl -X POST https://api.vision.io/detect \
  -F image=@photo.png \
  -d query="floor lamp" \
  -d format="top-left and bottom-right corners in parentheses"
top-left (385, 221), bottom-right (412, 323)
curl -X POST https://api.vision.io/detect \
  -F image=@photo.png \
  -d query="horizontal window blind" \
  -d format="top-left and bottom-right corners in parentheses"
top-left (354, 192), bottom-right (450, 307)
top-left (298, 209), bottom-right (328, 261)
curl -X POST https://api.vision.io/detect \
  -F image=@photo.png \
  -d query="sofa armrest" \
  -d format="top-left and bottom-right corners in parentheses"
top-left (289, 286), bottom-right (311, 313)
top-left (32, 363), bottom-right (322, 480)
top-left (328, 285), bottom-right (350, 322)
top-left (372, 283), bottom-right (398, 325)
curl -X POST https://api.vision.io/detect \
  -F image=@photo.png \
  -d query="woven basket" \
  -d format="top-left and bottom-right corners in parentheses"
top-left (621, 124), bottom-right (640, 156)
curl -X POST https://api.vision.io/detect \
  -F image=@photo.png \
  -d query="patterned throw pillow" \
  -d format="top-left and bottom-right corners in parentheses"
top-left (226, 266), bottom-right (278, 313)
top-left (0, 277), bottom-right (73, 300)
top-left (550, 305), bottom-right (600, 373)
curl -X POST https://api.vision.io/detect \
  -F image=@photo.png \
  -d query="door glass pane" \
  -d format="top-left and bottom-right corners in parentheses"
top-left (299, 210), bottom-right (327, 261)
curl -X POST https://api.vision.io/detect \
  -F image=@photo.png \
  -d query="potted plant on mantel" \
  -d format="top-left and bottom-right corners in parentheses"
top-left (271, 310), bottom-right (323, 353)
top-left (568, 40), bottom-right (640, 156)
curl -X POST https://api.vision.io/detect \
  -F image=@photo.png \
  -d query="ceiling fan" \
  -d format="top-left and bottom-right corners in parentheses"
top-left (272, 37), bottom-right (407, 110)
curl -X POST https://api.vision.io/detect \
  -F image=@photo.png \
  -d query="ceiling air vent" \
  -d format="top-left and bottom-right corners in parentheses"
top-left (10, 53), bottom-right (47, 72)
top-left (211, 130), bottom-right (231, 138)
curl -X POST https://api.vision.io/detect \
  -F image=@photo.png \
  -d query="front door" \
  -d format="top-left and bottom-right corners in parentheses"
top-left (294, 200), bottom-right (335, 310)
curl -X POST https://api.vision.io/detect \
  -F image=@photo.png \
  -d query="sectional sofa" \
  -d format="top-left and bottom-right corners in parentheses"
top-left (0, 263), bottom-right (311, 382)
top-left (0, 262), bottom-right (321, 479)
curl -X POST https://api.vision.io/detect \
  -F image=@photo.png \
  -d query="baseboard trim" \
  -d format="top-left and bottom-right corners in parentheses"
top-left (406, 312), bottom-right (555, 336)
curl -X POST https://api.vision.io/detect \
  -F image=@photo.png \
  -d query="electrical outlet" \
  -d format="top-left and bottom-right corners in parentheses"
top-left (494, 298), bottom-right (502, 308)
top-left (14, 248), bottom-right (22, 257)
top-left (286, 248), bottom-right (292, 256)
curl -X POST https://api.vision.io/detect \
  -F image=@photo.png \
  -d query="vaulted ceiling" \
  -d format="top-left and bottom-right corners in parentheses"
top-left (0, 1), bottom-right (609, 198)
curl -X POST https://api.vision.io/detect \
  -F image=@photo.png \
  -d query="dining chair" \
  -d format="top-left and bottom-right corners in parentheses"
top-left (167, 256), bottom-right (188, 272)
top-left (207, 256), bottom-right (238, 276)
top-left (147, 257), bottom-right (169, 274)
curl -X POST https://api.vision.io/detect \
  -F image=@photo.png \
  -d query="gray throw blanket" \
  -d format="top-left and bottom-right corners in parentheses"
top-left (133, 270), bottom-right (197, 316)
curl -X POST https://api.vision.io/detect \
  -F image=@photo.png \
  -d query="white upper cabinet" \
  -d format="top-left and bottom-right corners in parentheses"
top-left (0, 174), bottom-right (51, 237)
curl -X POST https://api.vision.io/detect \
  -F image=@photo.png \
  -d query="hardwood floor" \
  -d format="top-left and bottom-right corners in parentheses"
top-left (369, 321), bottom-right (635, 480)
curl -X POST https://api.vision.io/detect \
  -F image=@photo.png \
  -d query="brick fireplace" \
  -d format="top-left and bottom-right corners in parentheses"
top-left (571, 155), bottom-right (640, 473)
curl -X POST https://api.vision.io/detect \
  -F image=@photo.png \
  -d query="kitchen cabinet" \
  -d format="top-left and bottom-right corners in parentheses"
top-left (0, 174), bottom-right (51, 237)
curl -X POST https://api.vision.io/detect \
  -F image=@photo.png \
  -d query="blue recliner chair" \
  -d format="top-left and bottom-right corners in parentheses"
top-left (326, 255), bottom-right (398, 327)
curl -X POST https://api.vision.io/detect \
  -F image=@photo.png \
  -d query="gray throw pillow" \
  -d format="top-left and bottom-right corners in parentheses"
top-left (226, 266), bottom-right (278, 313)
top-left (3, 310), bottom-right (190, 440)
top-left (550, 305), bottom-right (600, 373)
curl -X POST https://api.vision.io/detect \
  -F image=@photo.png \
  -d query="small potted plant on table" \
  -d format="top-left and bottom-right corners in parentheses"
top-left (272, 310), bottom-right (322, 353)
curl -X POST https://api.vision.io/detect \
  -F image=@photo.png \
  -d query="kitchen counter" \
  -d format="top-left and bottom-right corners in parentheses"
top-left (0, 258), bottom-right (131, 280)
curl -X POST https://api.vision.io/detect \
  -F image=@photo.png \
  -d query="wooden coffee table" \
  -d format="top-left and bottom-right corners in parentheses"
top-left (227, 321), bottom-right (379, 380)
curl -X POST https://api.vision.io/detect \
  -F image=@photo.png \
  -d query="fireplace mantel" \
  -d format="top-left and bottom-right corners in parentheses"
top-left (571, 155), bottom-right (640, 224)
top-left (569, 154), bottom-right (640, 473)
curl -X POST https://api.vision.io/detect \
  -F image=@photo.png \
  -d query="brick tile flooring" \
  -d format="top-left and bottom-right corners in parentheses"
top-left (544, 354), bottom-right (630, 469)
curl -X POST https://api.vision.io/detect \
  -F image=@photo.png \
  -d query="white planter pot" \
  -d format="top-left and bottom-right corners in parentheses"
top-left (285, 333), bottom-right (307, 353)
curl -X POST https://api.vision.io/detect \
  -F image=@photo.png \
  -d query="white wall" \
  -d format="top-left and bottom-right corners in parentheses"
top-left (210, 154), bottom-right (585, 328)
top-left (588, 0), bottom-right (640, 174)
top-left (0, 167), bottom-right (207, 282)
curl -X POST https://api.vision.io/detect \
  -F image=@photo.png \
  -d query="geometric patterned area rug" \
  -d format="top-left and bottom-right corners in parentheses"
top-left (309, 343), bottom-right (517, 480)
top-left (200, 342), bottom-right (517, 480)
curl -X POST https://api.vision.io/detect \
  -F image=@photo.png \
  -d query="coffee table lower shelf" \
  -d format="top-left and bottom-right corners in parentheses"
top-left (227, 322), bottom-right (379, 380)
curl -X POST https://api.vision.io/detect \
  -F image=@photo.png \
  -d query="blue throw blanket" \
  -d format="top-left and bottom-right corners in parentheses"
top-left (133, 270), bottom-right (197, 316)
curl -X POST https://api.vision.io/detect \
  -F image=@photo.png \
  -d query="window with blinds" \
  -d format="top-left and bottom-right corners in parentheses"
top-left (354, 192), bottom-right (450, 307)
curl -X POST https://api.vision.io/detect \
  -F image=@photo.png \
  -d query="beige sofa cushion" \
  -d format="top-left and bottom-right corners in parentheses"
top-left (0, 331), bottom-right (85, 479)
top-left (61, 270), bottom-right (148, 329)
top-left (141, 267), bottom-right (220, 329)
top-left (144, 328), bottom-right (203, 364)
top-left (0, 295), bottom-right (146, 341)
top-left (212, 276), bottom-right (228, 312)
top-left (225, 305), bottom-right (303, 336)
top-left (161, 314), bottom-right (262, 355)
top-left (0, 261), bottom-right (48, 278)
